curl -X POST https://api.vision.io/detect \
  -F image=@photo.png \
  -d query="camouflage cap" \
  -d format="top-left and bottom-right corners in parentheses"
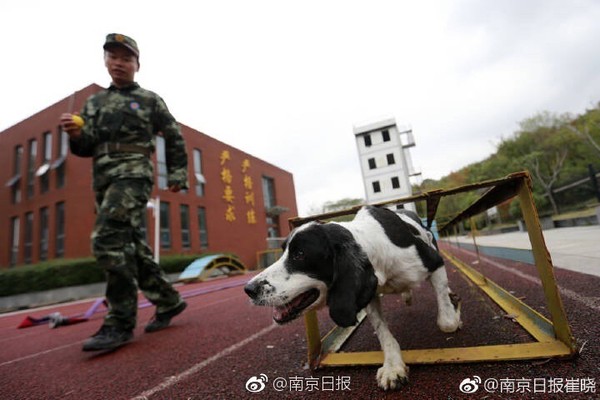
top-left (103, 33), bottom-right (139, 58)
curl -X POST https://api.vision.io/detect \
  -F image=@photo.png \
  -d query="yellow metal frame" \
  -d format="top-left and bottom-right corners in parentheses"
top-left (290, 172), bottom-right (577, 369)
top-left (201, 257), bottom-right (246, 280)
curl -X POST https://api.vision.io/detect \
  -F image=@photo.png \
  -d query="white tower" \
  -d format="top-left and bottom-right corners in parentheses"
top-left (353, 117), bottom-right (420, 211)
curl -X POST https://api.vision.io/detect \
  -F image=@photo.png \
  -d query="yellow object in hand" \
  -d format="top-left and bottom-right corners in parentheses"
top-left (72, 115), bottom-right (85, 128)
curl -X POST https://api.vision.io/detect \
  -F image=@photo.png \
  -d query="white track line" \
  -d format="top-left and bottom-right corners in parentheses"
top-left (130, 323), bottom-right (277, 400)
top-left (0, 342), bottom-right (81, 367)
top-left (0, 295), bottom-right (244, 366)
top-left (452, 246), bottom-right (600, 312)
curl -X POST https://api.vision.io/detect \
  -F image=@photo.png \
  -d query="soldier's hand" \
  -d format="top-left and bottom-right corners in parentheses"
top-left (60, 113), bottom-right (82, 139)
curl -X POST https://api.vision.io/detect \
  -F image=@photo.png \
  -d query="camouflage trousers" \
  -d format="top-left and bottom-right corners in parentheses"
top-left (92, 178), bottom-right (182, 331)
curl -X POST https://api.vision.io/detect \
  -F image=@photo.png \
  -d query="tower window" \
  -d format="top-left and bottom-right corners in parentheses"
top-left (372, 181), bottom-right (381, 193)
top-left (382, 130), bottom-right (390, 142)
top-left (387, 153), bottom-right (395, 165)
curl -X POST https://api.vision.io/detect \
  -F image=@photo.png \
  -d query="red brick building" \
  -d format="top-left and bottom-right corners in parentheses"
top-left (0, 84), bottom-right (297, 269)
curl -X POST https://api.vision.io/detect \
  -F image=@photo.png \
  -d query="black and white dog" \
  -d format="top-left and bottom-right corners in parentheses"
top-left (244, 206), bottom-right (462, 390)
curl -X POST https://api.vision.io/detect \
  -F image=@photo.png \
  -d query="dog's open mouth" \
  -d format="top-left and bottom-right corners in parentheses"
top-left (272, 288), bottom-right (320, 324)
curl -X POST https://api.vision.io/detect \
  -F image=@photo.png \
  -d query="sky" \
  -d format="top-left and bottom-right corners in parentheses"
top-left (2, 0), bottom-right (600, 216)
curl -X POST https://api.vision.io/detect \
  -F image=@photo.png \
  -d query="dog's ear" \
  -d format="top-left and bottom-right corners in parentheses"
top-left (321, 224), bottom-right (378, 327)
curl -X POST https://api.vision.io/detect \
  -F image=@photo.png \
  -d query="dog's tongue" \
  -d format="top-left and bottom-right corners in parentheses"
top-left (273, 291), bottom-right (311, 322)
top-left (272, 305), bottom-right (289, 322)
top-left (273, 297), bottom-right (299, 321)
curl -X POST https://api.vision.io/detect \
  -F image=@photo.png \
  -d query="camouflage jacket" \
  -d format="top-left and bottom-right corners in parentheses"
top-left (70, 82), bottom-right (188, 190)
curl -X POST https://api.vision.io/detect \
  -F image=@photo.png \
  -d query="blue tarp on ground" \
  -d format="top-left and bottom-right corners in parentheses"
top-left (178, 254), bottom-right (246, 282)
top-left (178, 255), bottom-right (223, 281)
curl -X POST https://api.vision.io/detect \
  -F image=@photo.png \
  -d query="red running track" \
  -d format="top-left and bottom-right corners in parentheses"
top-left (1, 249), bottom-right (599, 399)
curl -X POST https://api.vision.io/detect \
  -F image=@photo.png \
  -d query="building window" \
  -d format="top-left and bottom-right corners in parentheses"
top-left (193, 149), bottom-right (205, 196)
top-left (382, 129), bottom-right (390, 142)
top-left (156, 136), bottom-right (168, 190)
top-left (14, 145), bottom-right (24, 175)
top-left (180, 204), bottom-right (190, 249)
top-left (12, 183), bottom-right (22, 204)
top-left (391, 176), bottom-right (400, 189)
top-left (39, 207), bottom-right (49, 261)
top-left (262, 176), bottom-right (276, 209)
top-left (53, 128), bottom-right (68, 188)
top-left (368, 158), bottom-right (376, 170)
top-left (24, 212), bottom-right (34, 264)
top-left (197, 207), bottom-right (208, 249)
top-left (9, 145), bottom-right (23, 204)
top-left (39, 131), bottom-right (52, 193)
top-left (364, 134), bottom-right (372, 147)
top-left (160, 201), bottom-right (171, 248)
top-left (262, 176), bottom-right (280, 238)
top-left (10, 217), bottom-right (20, 267)
top-left (27, 139), bottom-right (37, 198)
top-left (372, 181), bottom-right (381, 193)
top-left (387, 153), bottom-right (395, 165)
top-left (55, 202), bottom-right (65, 258)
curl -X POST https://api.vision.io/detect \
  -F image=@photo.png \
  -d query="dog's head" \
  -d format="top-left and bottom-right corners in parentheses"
top-left (244, 222), bottom-right (378, 327)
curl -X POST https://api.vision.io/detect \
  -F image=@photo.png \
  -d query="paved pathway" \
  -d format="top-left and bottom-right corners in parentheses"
top-left (444, 225), bottom-right (600, 277)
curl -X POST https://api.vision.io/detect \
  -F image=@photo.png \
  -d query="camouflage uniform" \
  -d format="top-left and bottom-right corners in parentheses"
top-left (70, 81), bottom-right (188, 331)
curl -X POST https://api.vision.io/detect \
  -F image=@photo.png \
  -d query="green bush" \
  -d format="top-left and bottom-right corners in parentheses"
top-left (0, 254), bottom-right (201, 297)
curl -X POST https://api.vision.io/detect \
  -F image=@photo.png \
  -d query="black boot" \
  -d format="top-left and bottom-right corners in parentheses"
top-left (82, 325), bottom-right (133, 351)
top-left (145, 301), bottom-right (187, 333)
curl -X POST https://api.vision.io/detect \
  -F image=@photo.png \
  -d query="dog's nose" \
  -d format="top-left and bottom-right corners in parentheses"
top-left (244, 281), bottom-right (259, 299)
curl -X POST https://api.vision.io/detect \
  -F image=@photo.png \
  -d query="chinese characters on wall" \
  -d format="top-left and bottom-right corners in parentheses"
top-left (220, 149), bottom-right (257, 225)
top-left (242, 159), bottom-right (257, 224)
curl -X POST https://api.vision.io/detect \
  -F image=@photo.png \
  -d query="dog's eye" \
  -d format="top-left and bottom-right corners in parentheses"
top-left (291, 250), bottom-right (305, 261)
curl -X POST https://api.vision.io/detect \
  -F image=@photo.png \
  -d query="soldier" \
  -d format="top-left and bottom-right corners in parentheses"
top-left (60, 33), bottom-right (188, 351)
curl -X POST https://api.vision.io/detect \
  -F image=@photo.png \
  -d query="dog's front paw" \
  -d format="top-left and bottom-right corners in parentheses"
top-left (438, 295), bottom-right (462, 333)
top-left (438, 313), bottom-right (462, 333)
top-left (376, 364), bottom-right (409, 390)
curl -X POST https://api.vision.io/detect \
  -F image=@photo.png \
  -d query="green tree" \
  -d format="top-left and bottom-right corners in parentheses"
top-left (322, 198), bottom-right (364, 213)
top-left (306, 198), bottom-right (364, 220)
top-left (495, 112), bottom-right (580, 214)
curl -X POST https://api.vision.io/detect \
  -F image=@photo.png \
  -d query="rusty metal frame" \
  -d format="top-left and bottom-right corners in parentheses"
top-left (289, 171), bottom-right (577, 369)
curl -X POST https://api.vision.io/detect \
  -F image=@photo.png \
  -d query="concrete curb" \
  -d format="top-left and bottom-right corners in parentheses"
top-left (0, 273), bottom-right (180, 313)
